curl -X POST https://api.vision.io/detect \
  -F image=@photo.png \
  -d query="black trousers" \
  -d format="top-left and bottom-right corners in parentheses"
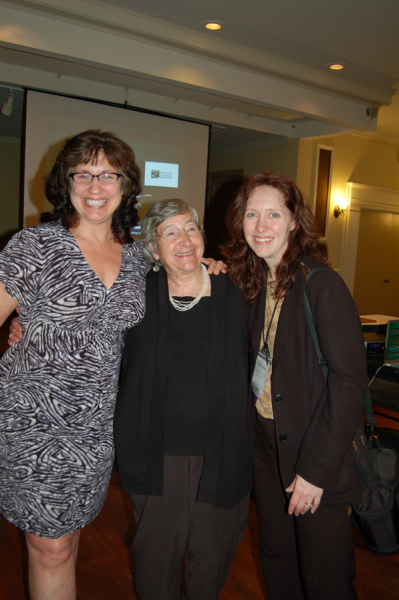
top-left (131, 455), bottom-right (250, 600)
top-left (254, 414), bottom-right (358, 600)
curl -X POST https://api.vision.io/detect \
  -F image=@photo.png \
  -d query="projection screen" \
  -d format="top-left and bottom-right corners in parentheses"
top-left (23, 91), bottom-right (210, 228)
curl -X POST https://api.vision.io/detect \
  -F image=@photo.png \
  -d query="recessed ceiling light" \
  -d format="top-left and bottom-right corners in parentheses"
top-left (200, 20), bottom-right (226, 30)
top-left (206, 22), bottom-right (221, 30)
top-left (324, 62), bottom-right (348, 71)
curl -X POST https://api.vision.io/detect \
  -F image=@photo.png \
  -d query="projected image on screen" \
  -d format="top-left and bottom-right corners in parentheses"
top-left (23, 92), bottom-right (209, 227)
top-left (144, 162), bottom-right (179, 188)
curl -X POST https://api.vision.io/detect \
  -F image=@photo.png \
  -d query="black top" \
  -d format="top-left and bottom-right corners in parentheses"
top-left (164, 297), bottom-right (211, 455)
top-left (114, 269), bottom-right (252, 509)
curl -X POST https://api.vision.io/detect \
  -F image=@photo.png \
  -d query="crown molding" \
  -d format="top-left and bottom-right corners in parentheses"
top-left (353, 127), bottom-right (399, 146)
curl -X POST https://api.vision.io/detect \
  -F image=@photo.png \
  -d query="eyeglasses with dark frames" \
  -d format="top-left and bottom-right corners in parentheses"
top-left (69, 172), bottom-right (122, 185)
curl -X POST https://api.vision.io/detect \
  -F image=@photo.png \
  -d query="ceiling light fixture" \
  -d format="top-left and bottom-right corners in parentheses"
top-left (324, 62), bottom-right (347, 71)
top-left (1, 89), bottom-right (15, 117)
top-left (205, 22), bottom-right (222, 30)
top-left (200, 20), bottom-right (226, 31)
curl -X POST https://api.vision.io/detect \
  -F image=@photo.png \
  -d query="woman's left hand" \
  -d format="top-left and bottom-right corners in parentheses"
top-left (286, 474), bottom-right (324, 516)
top-left (201, 258), bottom-right (228, 275)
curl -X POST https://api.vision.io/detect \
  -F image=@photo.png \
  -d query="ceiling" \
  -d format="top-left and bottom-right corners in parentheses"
top-left (108, 0), bottom-right (399, 92)
top-left (0, 0), bottom-right (398, 152)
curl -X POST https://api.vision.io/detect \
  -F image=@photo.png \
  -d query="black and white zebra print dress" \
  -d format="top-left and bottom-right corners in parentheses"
top-left (0, 221), bottom-right (146, 538)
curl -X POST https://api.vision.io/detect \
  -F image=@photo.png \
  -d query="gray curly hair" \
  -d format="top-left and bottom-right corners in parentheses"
top-left (140, 199), bottom-right (202, 265)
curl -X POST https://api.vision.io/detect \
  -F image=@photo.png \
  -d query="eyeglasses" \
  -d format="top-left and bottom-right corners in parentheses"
top-left (156, 224), bottom-right (203, 241)
top-left (69, 172), bottom-right (122, 185)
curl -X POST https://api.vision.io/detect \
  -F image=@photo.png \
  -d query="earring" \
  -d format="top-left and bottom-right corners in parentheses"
top-left (153, 259), bottom-right (161, 272)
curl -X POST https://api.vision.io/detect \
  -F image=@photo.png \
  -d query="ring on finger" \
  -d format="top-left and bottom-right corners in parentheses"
top-left (305, 502), bottom-right (313, 508)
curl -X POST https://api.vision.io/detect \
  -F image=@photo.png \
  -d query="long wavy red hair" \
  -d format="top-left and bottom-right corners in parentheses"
top-left (223, 172), bottom-right (330, 304)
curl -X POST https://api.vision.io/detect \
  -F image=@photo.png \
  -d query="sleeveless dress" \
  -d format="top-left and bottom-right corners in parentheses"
top-left (0, 221), bottom-right (146, 538)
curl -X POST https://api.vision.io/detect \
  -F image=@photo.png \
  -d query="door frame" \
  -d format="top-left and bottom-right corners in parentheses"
top-left (341, 182), bottom-right (399, 294)
top-left (312, 144), bottom-right (334, 241)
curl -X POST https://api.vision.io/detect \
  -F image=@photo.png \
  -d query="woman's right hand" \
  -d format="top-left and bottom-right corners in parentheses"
top-left (8, 309), bottom-right (23, 346)
top-left (286, 474), bottom-right (324, 516)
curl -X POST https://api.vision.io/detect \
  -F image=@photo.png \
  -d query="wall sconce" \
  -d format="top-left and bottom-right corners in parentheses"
top-left (334, 199), bottom-right (348, 218)
top-left (1, 89), bottom-right (15, 117)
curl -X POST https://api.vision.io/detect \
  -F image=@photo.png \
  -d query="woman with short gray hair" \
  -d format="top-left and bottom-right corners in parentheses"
top-left (140, 198), bottom-right (201, 269)
top-left (114, 198), bottom-right (252, 600)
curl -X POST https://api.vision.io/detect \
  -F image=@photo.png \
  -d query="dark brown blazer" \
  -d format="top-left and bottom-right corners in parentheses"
top-left (249, 255), bottom-right (368, 505)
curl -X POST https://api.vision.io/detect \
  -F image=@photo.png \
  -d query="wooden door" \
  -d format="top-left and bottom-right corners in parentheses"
top-left (353, 210), bottom-right (399, 316)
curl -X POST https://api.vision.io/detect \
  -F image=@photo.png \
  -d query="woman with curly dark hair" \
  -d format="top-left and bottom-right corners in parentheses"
top-left (224, 172), bottom-right (368, 600)
top-left (42, 129), bottom-right (142, 243)
top-left (0, 130), bottom-right (147, 599)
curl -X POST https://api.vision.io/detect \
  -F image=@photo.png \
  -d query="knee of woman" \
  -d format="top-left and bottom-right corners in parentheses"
top-left (27, 534), bottom-right (77, 569)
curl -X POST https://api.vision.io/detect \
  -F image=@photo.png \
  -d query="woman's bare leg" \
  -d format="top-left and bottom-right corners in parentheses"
top-left (25, 529), bottom-right (81, 600)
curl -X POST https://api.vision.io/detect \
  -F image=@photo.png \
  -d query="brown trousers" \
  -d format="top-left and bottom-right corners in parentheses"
top-left (254, 414), bottom-right (358, 600)
top-left (131, 455), bottom-right (249, 600)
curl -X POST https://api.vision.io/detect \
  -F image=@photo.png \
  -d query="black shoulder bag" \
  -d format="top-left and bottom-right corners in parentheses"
top-left (304, 267), bottom-right (399, 555)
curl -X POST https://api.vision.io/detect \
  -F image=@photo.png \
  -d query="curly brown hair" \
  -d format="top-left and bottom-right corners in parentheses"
top-left (223, 172), bottom-right (330, 304)
top-left (41, 130), bottom-right (142, 244)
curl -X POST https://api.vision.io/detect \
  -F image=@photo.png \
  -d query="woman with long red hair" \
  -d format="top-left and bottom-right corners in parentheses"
top-left (224, 172), bottom-right (367, 600)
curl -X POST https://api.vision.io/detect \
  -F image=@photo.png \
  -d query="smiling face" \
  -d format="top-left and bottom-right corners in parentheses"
top-left (69, 152), bottom-right (123, 228)
top-left (243, 186), bottom-right (295, 277)
top-left (151, 212), bottom-right (204, 279)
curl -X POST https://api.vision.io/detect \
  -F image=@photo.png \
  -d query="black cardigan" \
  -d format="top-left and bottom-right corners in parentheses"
top-left (114, 269), bottom-right (252, 509)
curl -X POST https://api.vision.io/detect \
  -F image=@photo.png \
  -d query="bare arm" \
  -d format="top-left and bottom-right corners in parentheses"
top-left (0, 282), bottom-right (19, 328)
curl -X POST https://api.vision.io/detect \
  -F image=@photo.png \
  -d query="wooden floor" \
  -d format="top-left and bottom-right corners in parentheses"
top-left (1, 470), bottom-right (399, 600)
